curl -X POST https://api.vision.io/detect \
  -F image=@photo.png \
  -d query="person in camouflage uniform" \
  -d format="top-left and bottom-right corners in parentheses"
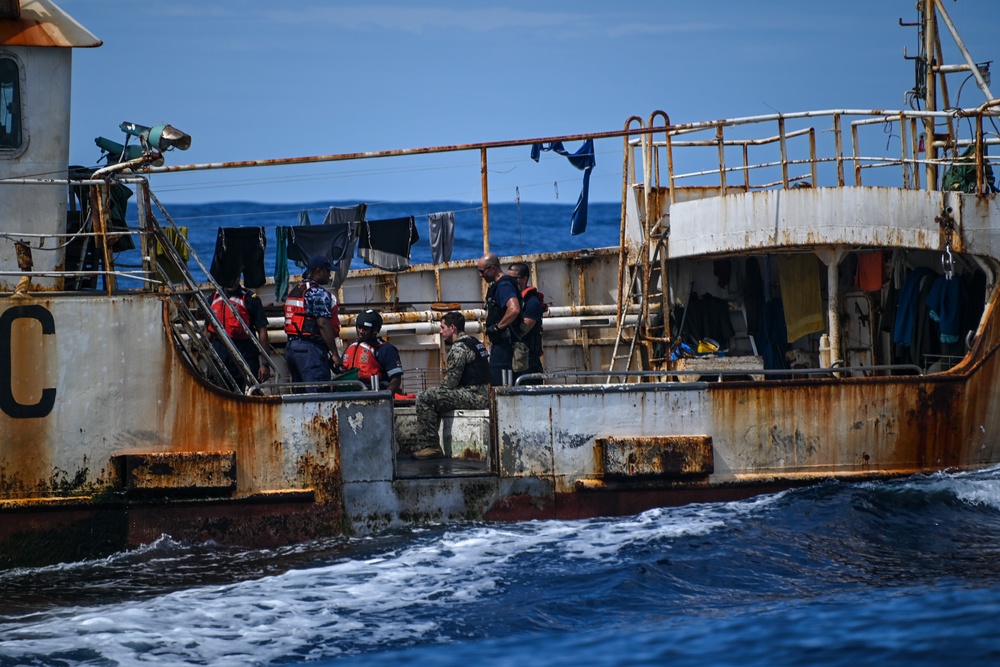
top-left (411, 311), bottom-right (491, 460)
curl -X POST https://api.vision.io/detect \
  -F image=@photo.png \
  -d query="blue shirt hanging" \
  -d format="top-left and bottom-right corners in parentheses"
top-left (530, 139), bottom-right (595, 236)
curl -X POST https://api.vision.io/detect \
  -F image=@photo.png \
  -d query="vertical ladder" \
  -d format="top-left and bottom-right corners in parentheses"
top-left (607, 235), bottom-right (670, 381)
top-left (607, 258), bottom-right (644, 381)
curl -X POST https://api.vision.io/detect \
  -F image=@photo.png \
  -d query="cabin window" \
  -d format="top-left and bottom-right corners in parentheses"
top-left (0, 56), bottom-right (21, 150)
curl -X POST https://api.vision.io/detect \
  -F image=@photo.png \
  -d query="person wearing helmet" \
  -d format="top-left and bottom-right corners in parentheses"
top-left (341, 308), bottom-right (404, 395)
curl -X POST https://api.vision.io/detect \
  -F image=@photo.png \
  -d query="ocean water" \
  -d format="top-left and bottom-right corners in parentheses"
top-left (3, 467), bottom-right (1000, 666)
top-left (129, 199), bottom-right (623, 289)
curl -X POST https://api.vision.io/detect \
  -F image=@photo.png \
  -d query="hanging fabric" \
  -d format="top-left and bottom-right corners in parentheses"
top-left (154, 226), bottom-right (189, 285)
top-left (274, 226), bottom-right (291, 302)
top-left (855, 251), bottom-right (884, 291)
top-left (774, 254), bottom-right (824, 344)
top-left (359, 216), bottom-right (419, 271)
top-left (324, 204), bottom-right (367, 226)
top-left (286, 224), bottom-right (353, 268)
top-left (530, 139), bottom-right (596, 235)
top-left (427, 211), bottom-right (455, 264)
top-left (209, 227), bottom-right (267, 288)
top-left (323, 205), bottom-right (365, 289)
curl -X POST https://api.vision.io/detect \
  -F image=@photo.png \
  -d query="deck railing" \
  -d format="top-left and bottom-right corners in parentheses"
top-left (630, 104), bottom-right (1000, 202)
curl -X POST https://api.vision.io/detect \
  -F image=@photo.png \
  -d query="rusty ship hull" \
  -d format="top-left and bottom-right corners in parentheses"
top-left (3, 0), bottom-right (1000, 567)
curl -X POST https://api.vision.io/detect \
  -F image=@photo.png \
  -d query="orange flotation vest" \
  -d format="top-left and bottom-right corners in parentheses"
top-left (209, 291), bottom-right (251, 340)
top-left (341, 340), bottom-right (384, 383)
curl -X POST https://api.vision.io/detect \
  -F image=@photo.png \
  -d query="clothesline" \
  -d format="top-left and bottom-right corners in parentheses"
top-left (165, 202), bottom-right (484, 224)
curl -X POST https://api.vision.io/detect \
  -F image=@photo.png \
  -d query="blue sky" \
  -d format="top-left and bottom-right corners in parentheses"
top-left (60, 1), bottom-right (1000, 204)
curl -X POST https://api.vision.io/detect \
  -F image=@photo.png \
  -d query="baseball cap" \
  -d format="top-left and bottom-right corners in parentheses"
top-left (307, 255), bottom-right (334, 271)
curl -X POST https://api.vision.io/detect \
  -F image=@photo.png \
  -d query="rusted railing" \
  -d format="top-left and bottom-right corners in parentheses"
top-left (633, 106), bottom-right (1000, 197)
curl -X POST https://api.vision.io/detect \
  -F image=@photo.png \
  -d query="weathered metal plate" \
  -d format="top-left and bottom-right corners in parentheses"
top-left (597, 436), bottom-right (713, 477)
top-left (116, 451), bottom-right (237, 495)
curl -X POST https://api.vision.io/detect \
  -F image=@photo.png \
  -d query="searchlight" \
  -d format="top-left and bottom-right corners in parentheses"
top-left (94, 121), bottom-right (192, 166)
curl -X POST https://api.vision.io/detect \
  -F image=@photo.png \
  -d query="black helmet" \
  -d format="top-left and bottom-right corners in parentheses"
top-left (355, 309), bottom-right (383, 333)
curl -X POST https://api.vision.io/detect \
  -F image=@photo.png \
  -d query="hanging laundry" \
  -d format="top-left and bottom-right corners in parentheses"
top-left (925, 274), bottom-right (965, 344)
top-left (275, 206), bottom-right (366, 300)
top-left (154, 226), bottom-right (189, 285)
top-left (332, 234), bottom-right (359, 290)
top-left (775, 254), bottom-right (824, 344)
top-left (274, 226), bottom-right (291, 302)
top-left (209, 227), bottom-right (266, 288)
top-left (359, 216), bottom-right (419, 271)
top-left (743, 257), bottom-right (764, 335)
top-left (323, 204), bottom-right (365, 288)
top-left (713, 258), bottom-right (732, 289)
top-left (323, 206), bottom-right (363, 278)
top-left (855, 251), bottom-right (884, 291)
top-left (892, 266), bottom-right (936, 347)
top-left (285, 224), bottom-right (354, 268)
top-left (428, 211), bottom-right (455, 264)
top-left (758, 298), bottom-right (790, 373)
top-left (530, 139), bottom-right (596, 236)
top-left (324, 204), bottom-right (367, 226)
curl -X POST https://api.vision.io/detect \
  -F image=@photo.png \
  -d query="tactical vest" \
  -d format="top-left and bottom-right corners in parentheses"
top-left (484, 274), bottom-right (522, 331)
top-left (520, 286), bottom-right (545, 357)
top-left (455, 336), bottom-right (491, 386)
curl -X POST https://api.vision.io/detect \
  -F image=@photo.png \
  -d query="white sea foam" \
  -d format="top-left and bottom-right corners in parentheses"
top-left (893, 464), bottom-right (1000, 511)
top-left (943, 465), bottom-right (1000, 511)
top-left (0, 497), bottom-right (775, 665)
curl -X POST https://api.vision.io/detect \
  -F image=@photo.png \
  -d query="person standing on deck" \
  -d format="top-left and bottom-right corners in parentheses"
top-left (478, 252), bottom-right (521, 385)
top-left (508, 262), bottom-right (546, 383)
top-left (207, 276), bottom-right (271, 391)
top-left (411, 311), bottom-right (491, 460)
top-left (283, 255), bottom-right (342, 392)
top-left (341, 308), bottom-right (404, 395)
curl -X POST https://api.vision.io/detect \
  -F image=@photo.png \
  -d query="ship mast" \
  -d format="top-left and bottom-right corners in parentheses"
top-left (909, 0), bottom-right (995, 187)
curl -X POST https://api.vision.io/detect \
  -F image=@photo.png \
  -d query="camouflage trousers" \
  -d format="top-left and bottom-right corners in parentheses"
top-left (411, 385), bottom-right (489, 446)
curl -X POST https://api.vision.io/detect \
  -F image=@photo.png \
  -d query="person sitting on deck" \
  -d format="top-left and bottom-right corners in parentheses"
top-left (341, 308), bottom-right (404, 395)
top-left (410, 311), bottom-right (491, 460)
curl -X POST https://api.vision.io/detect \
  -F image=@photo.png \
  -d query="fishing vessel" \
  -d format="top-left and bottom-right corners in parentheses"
top-left (2, 0), bottom-right (999, 568)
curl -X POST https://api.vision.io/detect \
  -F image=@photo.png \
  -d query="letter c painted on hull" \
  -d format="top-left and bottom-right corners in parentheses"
top-left (0, 305), bottom-right (56, 418)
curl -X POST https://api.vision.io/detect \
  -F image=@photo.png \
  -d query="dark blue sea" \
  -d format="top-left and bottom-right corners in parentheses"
top-left (3, 468), bottom-right (1000, 666)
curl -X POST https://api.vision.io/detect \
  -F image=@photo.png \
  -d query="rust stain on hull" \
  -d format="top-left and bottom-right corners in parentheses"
top-left (596, 435), bottom-right (713, 477)
top-left (116, 451), bottom-right (237, 494)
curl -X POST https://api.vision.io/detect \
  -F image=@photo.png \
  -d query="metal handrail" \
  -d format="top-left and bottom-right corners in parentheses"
top-left (515, 364), bottom-right (926, 385)
top-left (627, 107), bottom-right (1000, 195)
top-left (247, 380), bottom-right (370, 396)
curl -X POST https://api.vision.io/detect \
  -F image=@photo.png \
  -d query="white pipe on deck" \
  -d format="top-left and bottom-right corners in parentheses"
top-left (261, 314), bottom-right (638, 344)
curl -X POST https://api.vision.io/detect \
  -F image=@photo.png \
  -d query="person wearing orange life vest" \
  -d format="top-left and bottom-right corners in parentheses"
top-left (207, 276), bottom-right (271, 390)
top-left (283, 255), bottom-right (342, 392)
top-left (341, 308), bottom-right (404, 395)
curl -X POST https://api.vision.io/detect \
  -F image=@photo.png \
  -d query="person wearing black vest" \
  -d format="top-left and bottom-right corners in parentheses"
top-left (479, 252), bottom-right (521, 385)
top-left (410, 311), bottom-right (491, 460)
top-left (508, 262), bottom-right (546, 383)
